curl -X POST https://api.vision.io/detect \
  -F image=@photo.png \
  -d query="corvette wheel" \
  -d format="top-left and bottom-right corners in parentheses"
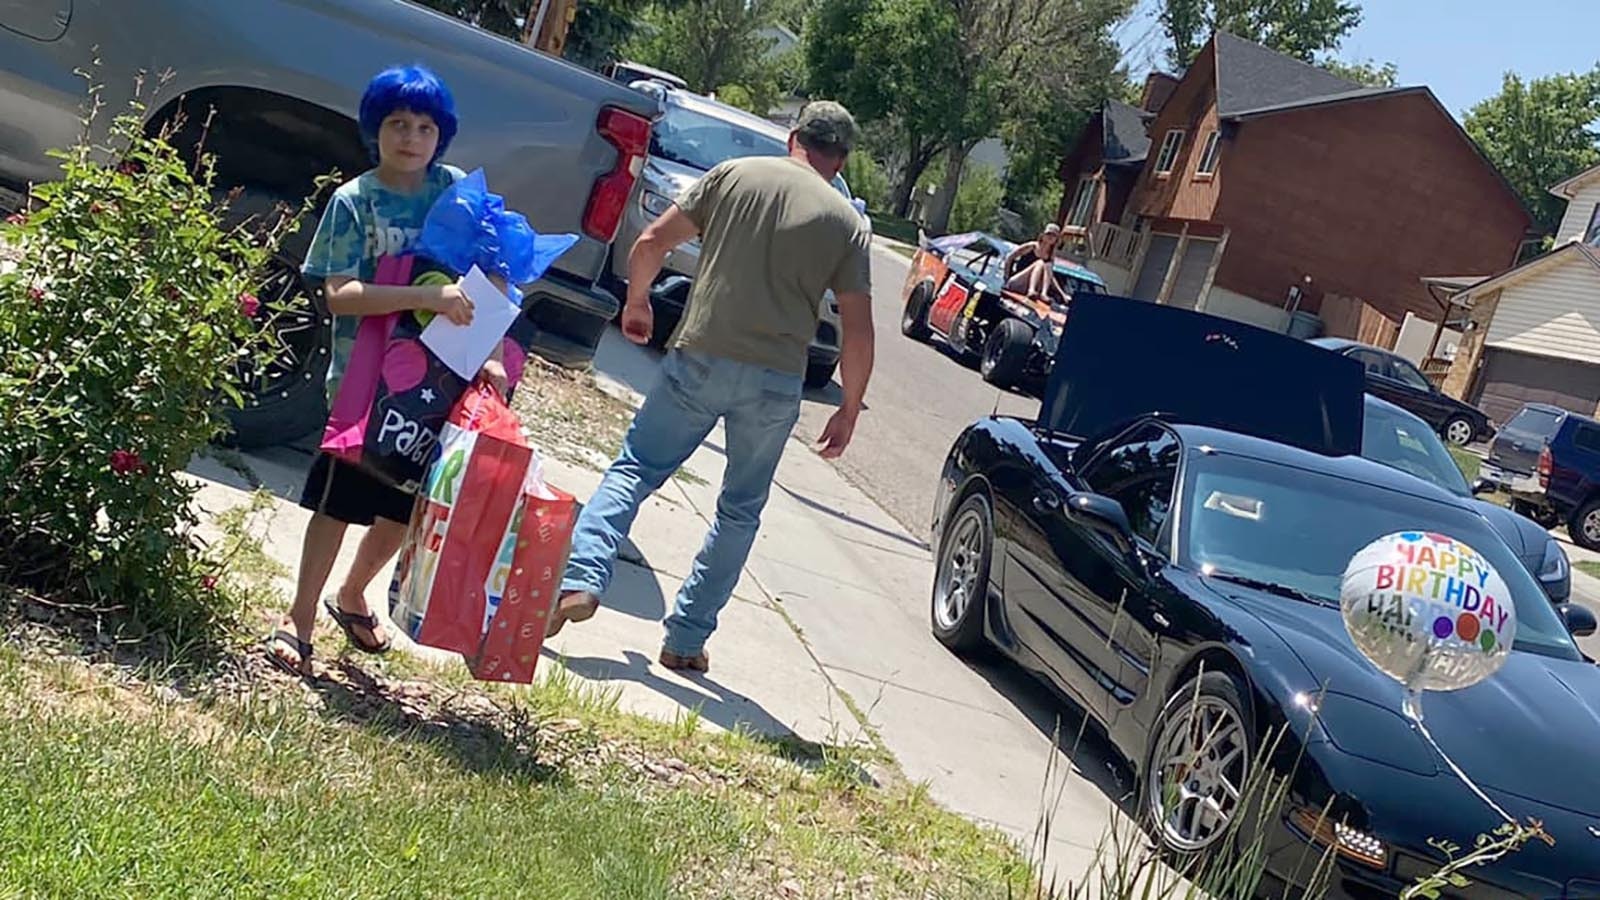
top-left (931, 493), bottom-right (991, 653)
top-left (1146, 672), bottom-right (1253, 854)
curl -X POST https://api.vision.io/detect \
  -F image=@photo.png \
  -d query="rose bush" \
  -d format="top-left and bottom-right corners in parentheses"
top-left (0, 85), bottom-right (313, 642)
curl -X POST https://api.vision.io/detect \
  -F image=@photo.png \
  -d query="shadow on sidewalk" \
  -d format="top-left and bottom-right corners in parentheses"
top-left (552, 648), bottom-right (802, 740)
top-left (964, 658), bottom-right (1138, 816)
top-left (774, 483), bottom-right (930, 552)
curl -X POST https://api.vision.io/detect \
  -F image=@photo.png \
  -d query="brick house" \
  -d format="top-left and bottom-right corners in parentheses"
top-left (1440, 163), bottom-right (1600, 424)
top-left (1058, 32), bottom-right (1535, 339)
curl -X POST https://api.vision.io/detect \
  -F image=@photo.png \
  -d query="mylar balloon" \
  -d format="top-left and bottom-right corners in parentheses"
top-left (1340, 531), bottom-right (1516, 718)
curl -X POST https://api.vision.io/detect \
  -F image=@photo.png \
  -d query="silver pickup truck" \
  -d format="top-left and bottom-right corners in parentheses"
top-left (0, 0), bottom-right (658, 446)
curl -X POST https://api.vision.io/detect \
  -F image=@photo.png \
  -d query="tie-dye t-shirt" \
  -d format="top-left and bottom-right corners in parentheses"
top-left (300, 163), bottom-right (466, 402)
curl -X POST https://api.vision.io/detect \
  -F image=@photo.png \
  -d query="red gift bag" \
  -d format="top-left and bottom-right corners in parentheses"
top-left (389, 383), bottom-right (574, 682)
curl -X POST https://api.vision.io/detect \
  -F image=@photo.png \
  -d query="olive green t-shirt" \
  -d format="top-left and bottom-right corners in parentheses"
top-left (671, 156), bottom-right (872, 374)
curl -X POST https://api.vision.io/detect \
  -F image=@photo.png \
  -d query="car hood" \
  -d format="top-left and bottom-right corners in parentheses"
top-left (1220, 586), bottom-right (1600, 817)
top-left (1470, 498), bottom-right (1548, 568)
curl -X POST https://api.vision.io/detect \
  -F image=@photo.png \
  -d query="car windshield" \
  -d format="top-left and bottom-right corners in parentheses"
top-left (650, 104), bottom-right (785, 172)
top-left (1361, 402), bottom-right (1470, 497)
top-left (1506, 406), bottom-right (1563, 438)
top-left (1181, 452), bottom-right (1581, 660)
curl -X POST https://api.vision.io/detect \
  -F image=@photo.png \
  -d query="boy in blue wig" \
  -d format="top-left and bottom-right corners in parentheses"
top-left (268, 64), bottom-right (505, 675)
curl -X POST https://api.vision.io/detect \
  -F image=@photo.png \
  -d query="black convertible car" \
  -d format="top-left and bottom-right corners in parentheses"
top-left (930, 296), bottom-right (1600, 898)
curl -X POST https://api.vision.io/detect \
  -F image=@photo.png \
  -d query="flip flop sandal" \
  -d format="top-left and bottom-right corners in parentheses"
top-left (322, 597), bottom-right (393, 655)
top-left (265, 630), bottom-right (313, 677)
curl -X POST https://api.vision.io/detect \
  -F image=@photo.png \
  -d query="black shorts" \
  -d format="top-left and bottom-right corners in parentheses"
top-left (298, 453), bottom-right (416, 526)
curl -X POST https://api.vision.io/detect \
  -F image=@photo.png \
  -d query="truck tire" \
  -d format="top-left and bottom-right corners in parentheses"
top-left (222, 251), bottom-right (333, 449)
top-left (804, 359), bottom-right (838, 390)
top-left (980, 319), bottom-right (1033, 389)
top-left (1570, 497), bottom-right (1600, 552)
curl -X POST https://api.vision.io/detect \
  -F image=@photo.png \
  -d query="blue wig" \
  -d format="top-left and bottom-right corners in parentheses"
top-left (358, 65), bottom-right (458, 163)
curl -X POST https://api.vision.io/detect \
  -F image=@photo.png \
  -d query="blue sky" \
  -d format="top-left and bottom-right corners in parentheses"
top-left (1116, 0), bottom-right (1599, 120)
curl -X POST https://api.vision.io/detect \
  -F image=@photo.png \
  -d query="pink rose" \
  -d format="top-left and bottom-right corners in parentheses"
top-left (239, 293), bottom-right (261, 318)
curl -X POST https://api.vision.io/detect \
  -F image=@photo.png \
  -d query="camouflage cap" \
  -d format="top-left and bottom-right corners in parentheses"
top-left (794, 101), bottom-right (858, 153)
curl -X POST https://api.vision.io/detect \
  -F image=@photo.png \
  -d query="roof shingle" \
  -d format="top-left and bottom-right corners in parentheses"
top-left (1102, 100), bottom-right (1152, 164)
top-left (1213, 31), bottom-right (1370, 117)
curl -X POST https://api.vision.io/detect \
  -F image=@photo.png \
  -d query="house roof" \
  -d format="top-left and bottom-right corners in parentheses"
top-left (1102, 100), bottom-right (1152, 165)
top-left (1213, 31), bottom-right (1381, 117)
top-left (1455, 242), bottom-right (1600, 304)
top-left (1550, 162), bottom-right (1600, 200)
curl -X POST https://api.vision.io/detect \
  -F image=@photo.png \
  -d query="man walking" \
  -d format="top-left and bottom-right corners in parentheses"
top-left (548, 101), bottom-right (875, 672)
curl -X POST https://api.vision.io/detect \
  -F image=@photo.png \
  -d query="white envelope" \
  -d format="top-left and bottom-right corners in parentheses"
top-left (420, 265), bottom-right (522, 380)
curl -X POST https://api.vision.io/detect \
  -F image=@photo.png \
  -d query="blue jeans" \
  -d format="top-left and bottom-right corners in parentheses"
top-left (561, 349), bottom-right (803, 656)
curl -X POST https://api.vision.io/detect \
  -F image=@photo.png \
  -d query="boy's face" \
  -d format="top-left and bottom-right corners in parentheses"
top-left (377, 109), bottom-right (440, 173)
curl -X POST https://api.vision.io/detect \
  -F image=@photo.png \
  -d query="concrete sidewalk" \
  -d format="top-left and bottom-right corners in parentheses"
top-left (185, 326), bottom-right (1129, 888)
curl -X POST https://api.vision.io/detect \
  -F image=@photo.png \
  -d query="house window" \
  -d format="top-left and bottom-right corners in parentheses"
top-left (1065, 176), bottom-right (1098, 228)
top-left (1585, 202), bottom-right (1600, 246)
top-left (1153, 129), bottom-right (1184, 176)
top-left (1195, 131), bottom-right (1221, 177)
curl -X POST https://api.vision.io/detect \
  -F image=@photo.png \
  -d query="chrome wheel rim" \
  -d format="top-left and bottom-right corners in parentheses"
top-left (1446, 419), bottom-right (1473, 445)
top-left (934, 509), bottom-right (984, 631)
top-left (1583, 510), bottom-right (1600, 545)
top-left (1147, 696), bottom-right (1249, 852)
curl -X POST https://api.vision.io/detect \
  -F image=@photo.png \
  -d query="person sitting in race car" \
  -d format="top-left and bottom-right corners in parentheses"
top-left (1003, 223), bottom-right (1068, 303)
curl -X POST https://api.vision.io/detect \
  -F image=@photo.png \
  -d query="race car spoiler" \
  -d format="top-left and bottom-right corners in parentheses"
top-left (1038, 294), bottom-right (1364, 457)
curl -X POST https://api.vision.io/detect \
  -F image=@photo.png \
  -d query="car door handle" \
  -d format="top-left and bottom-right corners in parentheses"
top-left (1033, 491), bottom-right (1062, 514)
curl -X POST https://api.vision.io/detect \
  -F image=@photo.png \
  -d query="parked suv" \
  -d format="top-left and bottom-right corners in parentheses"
top-left (1, 0), bottom-right (658, 447)
top-left (612, 82), bottom-right (867, 389)
top-left (1309, 338), bottom-right (1493, 445)
top-left (1481, 403), bottom-right (1600, 550)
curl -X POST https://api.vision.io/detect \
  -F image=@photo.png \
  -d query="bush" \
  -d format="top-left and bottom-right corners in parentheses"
top-left (842, 152), bottom-right (891, 213)
top-left (0, 81), bottom-right (308, 643)
top-left (950, 165), bottom-right (1006, 234)
top-left (713, 84), bottom-right (758, 112)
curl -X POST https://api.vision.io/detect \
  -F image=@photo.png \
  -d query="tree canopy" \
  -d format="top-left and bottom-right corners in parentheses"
top-left (1465, 68), bottom-right (1600, 237)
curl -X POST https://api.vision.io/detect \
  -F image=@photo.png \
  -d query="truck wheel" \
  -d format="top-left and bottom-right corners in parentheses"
top-left (1442, 415), bottom-right (1475, 446)
top-left (222, 253), bottom-right (332, 449)
top-left (804, 359), bottom-right (838, 390)
top-left (980, 319), bottom-right (1033, 388)
top-left (1570, 498), bottom-right (1600, 551)
top-left (901, 284), bottom-right (932, 341)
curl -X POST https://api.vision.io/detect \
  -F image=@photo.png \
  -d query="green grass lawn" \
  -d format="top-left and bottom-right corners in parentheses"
top-left (0, 630), bottom-right (1032, 899)
top-left (1577, 561), bottom-right (1600, 581)
top-left (1448, 446), bottom-right (1481, 482)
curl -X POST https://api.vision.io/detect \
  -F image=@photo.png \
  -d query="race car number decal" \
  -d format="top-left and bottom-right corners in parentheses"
top-left (929, 276), bottom-right (970, 334)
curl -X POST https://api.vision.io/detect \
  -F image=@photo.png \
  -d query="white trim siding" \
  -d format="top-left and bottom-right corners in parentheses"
top-left (1485, 253), bottom-right (1600, 363)
top-left (1556, 180), bottom-right (1600, 245)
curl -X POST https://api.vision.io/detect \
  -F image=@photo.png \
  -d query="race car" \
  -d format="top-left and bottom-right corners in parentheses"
top-left (899, 231), bottom-right (1107, 390)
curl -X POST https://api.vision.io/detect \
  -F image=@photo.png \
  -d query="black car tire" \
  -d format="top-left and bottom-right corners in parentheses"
top-left (1143, 670), bottom-right (1257, 860)
top-left (1570, 497), bottom-right (1600, 552)
top-left (1442, 415), bottom-right (1476, 446)
top-left (902, 283), bottom-right (933, 341)
top-left (222, 251), bottom-right (332, 449)
top-left (981, 319), bottom-right (1033, 388)
top-left (931, 493), bottom-right (993, 654)
top-left (804, 359), bottom-right (838, 390)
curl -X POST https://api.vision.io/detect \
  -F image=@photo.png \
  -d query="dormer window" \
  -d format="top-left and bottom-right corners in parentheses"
top-left (1154, 129), bottom-right (1184, 176)
top-left (1195, 131), bottom-right (1222, 177)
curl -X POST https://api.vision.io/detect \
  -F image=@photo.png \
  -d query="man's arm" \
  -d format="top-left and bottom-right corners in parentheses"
top-left (620, 206), bottom-right (700, 343)
top-left (815, 289), bottom-right (873, 459)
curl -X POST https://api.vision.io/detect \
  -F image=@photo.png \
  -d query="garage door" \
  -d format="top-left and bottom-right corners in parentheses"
top-left (1166, 239), bottom-right (1218, 310)
top-left (1131, 234), bottom-right (1178, 302)
top-left (1475, 347), bottom-right (1600, 425)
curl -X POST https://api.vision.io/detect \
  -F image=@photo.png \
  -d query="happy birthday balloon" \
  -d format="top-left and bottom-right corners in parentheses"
top-left (1340, 532), bottom-right (1516, 719)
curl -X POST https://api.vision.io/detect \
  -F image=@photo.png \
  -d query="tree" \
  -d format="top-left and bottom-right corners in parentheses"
top-left (565, 0), bottom-right (651, 69)
top-left (1159, 0), bottom-right (1362, 68)
top-left (627, 0), bottom-right (778, 98)
top-left (1465, 68), bottom-right (1600, 237)
top-left (1321, 57), bottom-right (1397, 87)
top-left (410, 0), bottom-right (526, 38)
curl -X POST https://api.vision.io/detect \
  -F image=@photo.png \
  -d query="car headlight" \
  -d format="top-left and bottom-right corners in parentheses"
top-left (1539, 539), bottom-right (1569, 584)
top-left (640, 189), bottom-right (673, 219)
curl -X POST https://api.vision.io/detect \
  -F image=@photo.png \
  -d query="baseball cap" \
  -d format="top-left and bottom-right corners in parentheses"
top-left (1043, 223), bottom-right (1062, 235)
top-left (794, 101), bottom-right (858, 153)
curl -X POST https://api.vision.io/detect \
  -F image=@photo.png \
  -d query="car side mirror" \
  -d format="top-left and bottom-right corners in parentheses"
top-left (1471, 478), bottom-right (1494, 497)
top-left (1559, 603), bottom-right (1598, 637)
top-left (1066, 492), bottom-right (1136, 554)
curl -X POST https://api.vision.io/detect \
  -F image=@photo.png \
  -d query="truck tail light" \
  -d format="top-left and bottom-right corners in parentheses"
top-left (1539, 446), bottom-right (1552, 489)
top-left (584, 106), bottom-right (652, 242)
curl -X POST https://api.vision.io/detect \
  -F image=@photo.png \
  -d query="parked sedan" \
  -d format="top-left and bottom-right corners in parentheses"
top-left (932, 296), bottom-right (1599, 897)
top-left (1309, 337), bottom-right (1493, 445)
top-left (611, 81), bottom-right (865, 389)
top-left (1361, 395), bottom-right (1570, 601)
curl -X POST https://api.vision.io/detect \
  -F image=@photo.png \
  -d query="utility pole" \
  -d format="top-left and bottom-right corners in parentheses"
top-left (521, 0), bottom-right (578, 56)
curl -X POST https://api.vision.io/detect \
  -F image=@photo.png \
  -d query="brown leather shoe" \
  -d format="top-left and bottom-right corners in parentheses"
top-left (659, 647), bottom-right (710, 673)
top-left (546, 591), bottom-right (599, 638)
